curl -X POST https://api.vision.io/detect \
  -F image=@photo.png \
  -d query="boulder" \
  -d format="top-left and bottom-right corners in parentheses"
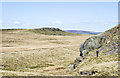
top-left (80, 35), bottom-right (106, 57)
top-left (71, 25), bottom-right (119, 71)
top-left (73, 35), bottom-right (106, 69)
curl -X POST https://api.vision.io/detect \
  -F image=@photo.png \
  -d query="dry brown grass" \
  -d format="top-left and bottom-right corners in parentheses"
top-left (72, 50), bottom-right (118, 76)
top-left (1, 29), bottom-right (92, 76)
top-left (2, 29), bottom-right (118, 76)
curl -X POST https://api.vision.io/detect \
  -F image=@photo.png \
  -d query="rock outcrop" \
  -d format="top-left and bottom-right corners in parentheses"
top-left (72, 25), bottom-right (119, 69)
top-left (79, 35), bottom-right (106, 57)
top-left (29, 27), bottom-right (81, 36)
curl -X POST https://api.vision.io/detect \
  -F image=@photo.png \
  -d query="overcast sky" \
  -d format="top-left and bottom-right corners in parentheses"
top-left (2, 2), bottom-right (118, 32)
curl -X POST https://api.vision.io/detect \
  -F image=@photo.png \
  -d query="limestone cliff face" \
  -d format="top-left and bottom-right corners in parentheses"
top-left (73, 25), bottom-right (119, 69)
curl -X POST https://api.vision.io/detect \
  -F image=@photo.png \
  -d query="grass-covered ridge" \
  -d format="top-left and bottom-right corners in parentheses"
top-left (28, 27), bottom-right (82, 36)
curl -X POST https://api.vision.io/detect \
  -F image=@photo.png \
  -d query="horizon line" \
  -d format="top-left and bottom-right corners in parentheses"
top-left (1, 28), bottom-right (103, 32)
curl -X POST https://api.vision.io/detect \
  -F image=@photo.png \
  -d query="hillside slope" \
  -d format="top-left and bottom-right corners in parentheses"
top-left (70, 25), bottom-right (119, 76)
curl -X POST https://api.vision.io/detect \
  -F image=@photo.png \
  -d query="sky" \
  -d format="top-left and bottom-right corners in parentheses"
top-left (1, 2), bottom-right (118, 32)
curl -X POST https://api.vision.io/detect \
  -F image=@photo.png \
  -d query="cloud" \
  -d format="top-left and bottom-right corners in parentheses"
top-left (52, 21), bottom-right (63, 25)
top-left (14, 21), bottom-right (21, 25)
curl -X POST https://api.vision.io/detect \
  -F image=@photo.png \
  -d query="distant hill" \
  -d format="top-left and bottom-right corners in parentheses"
top-left (64, 30), bottom-right (102, 35)
top-left (2, 28), bottom-right (97, 36)
top-left (28, 28), bottom-right (82, 36)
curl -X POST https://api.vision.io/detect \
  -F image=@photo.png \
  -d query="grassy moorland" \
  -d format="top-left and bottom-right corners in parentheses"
top-left (1, 29), bottom-right (92, 76)
top-left (1, 26), bottom-right (118, 76)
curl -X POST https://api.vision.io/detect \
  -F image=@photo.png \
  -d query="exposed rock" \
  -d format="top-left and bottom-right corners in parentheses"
top-left (73, 56), bottom-right (83, 69)
top-left (39, 28), bottom-right (62, 31)
top-left (73, 35), bottom-right (106, 69)
top-left (80, 35), bottom-right (106, 57)
top-left (100, 42), bottom-right (118, 55)
top-left (78, 71), bottom-right (98, 75)
top-left (72, 25), bottom-right (119, 69)
top-left (68, 65), bottom-right (73, 68)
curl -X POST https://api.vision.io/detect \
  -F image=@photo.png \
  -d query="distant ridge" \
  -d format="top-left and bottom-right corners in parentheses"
top-left (28, 27), bottom-right (82, 36)
top-left (64, 30), bottom-right (102, 35)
